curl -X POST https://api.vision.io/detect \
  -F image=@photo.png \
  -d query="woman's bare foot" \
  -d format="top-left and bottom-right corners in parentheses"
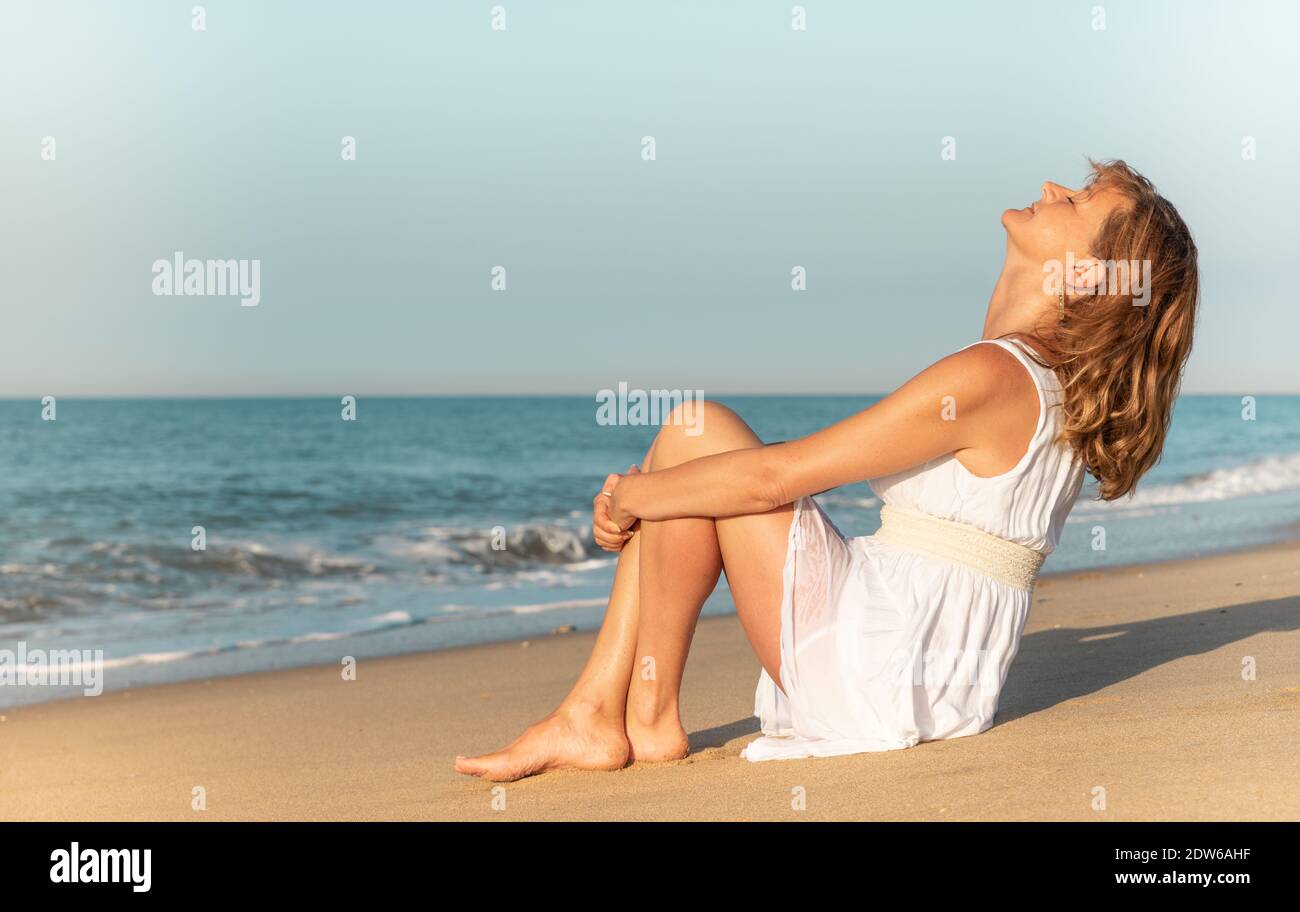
top-left (625, 714), bottom-right (691, 763)
top-left (454, 699), bottom-right (629, 782)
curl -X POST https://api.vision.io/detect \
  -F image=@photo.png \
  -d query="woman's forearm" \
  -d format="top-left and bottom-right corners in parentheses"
top-left (615, 445), bottom-right (787, 521)
top-left (610, 345), bottom-right (1022, 526)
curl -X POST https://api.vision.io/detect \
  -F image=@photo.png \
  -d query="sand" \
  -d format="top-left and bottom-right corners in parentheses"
top-left (3, 543), bottom-right (1299, 821)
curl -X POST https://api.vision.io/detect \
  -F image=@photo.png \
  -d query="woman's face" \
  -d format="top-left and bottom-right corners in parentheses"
top-left (1002, 180), bottom-right (1127, 266)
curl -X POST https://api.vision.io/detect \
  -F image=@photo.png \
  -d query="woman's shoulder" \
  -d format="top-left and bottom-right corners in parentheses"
top-left (934, 338), bottom-right (1045, 396)
top-left (936, 339), bottom-right (1048, 444)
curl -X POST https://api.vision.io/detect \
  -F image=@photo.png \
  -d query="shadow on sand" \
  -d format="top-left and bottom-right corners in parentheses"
top-left (690, 595), bottom-right (1300, 749)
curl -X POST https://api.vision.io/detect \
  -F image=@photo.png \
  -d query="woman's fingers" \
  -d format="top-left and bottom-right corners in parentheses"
top-left (598, 527), bottom-right (633, 551)
top-left (592, 467), bottom-right (642, 553)
top-left (593, 495), bottom-right (621, 533)
top-left (602, 466), bottom-right (642, 545)
top-left (591, 469), bottom-right (640, 551)
top-left (592, 490), bottom-right (628, 550)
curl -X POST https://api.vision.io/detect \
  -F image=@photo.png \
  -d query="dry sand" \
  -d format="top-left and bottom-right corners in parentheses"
top-left (3, 543), bottom-right (1299, 821)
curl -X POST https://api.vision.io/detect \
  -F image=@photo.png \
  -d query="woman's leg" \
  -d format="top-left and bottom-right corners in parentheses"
top-left (453, 444), bottom-right (659, 781)
top-left (624, 402), bottom-right (792, 760)
top-left (456, 402), bottom-right (793, 780)
top-left (451, 538), bottom-right (641, 780)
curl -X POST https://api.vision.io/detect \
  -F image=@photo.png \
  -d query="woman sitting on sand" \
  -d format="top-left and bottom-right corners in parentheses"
top-left (456, 160), bottom-right (1199, 781)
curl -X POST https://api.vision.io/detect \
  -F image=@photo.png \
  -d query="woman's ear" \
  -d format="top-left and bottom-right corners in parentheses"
top-left (1068, 256), bottom-right (1104, 293)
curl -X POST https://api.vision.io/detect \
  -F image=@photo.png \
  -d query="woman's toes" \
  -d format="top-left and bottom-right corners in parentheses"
top-left (454, 708), bottom-right (630, 782)
top-left (453, 755), bottom-right (492, 777)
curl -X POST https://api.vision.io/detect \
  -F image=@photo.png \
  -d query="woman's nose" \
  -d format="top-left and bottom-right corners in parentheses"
top-left (1042, 181), bottom-right (1072, 201)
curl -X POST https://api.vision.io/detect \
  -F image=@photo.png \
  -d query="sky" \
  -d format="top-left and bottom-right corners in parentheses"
top-left (2, 0), bottom-right (1296, 396)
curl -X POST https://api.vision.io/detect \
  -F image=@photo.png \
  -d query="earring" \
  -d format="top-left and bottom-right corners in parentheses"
top-left (1058, 289), bottom-right (1066, 323)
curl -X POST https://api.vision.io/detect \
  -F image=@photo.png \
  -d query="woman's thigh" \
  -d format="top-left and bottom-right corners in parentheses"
top-left (643, 401), bottom-right (792, 684)
top-left (715, 505), bottom-right (792, 685)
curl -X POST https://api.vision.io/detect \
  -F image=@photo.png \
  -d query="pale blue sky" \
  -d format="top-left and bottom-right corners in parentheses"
top-left (2, 0), bottom-right (1296, 396)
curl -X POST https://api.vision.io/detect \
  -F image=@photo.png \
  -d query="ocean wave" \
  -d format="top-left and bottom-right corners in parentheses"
top-left (1072, 449), bottom-right (1300, 513)
top-left (17, 519), bottom-right (602, 600)
top-left (0, 520), bottom-right (610, 630)
top-left (509, 597), bottom-right (607, 615)
top-left (0, 594), bottom-right (68, 625)
top-left (24, 539), bottom-right (378, 582)
top-left (377, 523), bottom-right (600, 570)
top-left (14, 597), bottom-right (608, 676)
top-left (819, 492), bottom-right (880, 510)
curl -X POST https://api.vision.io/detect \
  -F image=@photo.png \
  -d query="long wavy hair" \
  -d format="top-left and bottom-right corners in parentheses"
top-left (1024, 160), bottom-right (1199, 501)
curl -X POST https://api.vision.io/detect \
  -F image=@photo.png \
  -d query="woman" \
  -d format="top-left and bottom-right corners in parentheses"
top-left (456, 160), bottom-right (1199, 780)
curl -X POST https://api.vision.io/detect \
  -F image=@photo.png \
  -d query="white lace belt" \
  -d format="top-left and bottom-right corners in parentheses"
top-left (875, 505), bottom-right (1045, 591)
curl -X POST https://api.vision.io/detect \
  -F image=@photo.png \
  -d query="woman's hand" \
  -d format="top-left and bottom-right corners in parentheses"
top-left (592, 465), bottom-right (641, 552)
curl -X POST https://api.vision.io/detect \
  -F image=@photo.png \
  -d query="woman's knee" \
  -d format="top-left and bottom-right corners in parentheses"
top-left (652, 400), bottom-right (762, 466)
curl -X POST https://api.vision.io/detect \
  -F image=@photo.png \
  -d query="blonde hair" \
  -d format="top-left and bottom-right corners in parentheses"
top-left (1026, 160), bottom-right (1199, 501)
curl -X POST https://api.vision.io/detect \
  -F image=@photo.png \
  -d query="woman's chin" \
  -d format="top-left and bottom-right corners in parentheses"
top-left (1000, 206), bottom-right (1037, 234)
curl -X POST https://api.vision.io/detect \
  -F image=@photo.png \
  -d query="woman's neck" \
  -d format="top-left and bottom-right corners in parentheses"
top-left (983, 257), bottom-right (1050, 342)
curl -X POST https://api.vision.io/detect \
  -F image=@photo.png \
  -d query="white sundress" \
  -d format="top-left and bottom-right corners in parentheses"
top-left (743, 337), bottom-right (1087, 761)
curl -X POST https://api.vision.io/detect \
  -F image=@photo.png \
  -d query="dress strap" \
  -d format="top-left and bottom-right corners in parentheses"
top-left (966, 338), bottom-right (1055, 390)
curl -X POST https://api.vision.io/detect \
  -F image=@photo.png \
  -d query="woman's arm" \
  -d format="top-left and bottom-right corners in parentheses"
top-left (610, 343), bottom-right (1032, 524)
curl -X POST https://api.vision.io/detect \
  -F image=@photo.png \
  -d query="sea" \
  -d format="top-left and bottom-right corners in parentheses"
top-left (2, 394), bottom-right (1298, 708)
